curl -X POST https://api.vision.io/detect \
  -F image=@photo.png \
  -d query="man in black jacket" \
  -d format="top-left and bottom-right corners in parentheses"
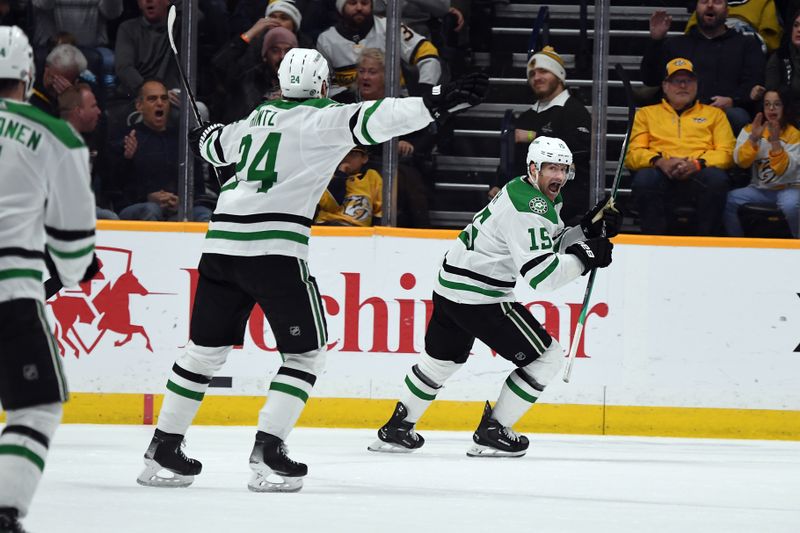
top-left (490, 46), bottom-right (591, 226)
top-left (640, 0), bottom-right (765, 135)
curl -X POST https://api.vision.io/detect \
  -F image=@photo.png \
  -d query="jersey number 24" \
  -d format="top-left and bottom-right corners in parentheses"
top-left (235, 132), bottom-right (282, 193)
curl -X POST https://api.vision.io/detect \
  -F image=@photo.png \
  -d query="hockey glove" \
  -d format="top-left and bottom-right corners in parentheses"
top-left (566, 238), bottom-right (613, 275)
top-left (81, 253), bottom-right (101, 283)
top-left (188, 122), bottom-right (224, 159)
top-left (422, 72), bottom-right (489, 121)
top-left (580, 195), bottom-right (622, 238)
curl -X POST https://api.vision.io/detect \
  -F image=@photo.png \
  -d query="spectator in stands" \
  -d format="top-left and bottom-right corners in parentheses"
top-left (212, 26), bottom-right (297, 122)
top-left (317, 0), bottom-right (441, 97)
top-left (0, 0), bottom-right (27, 27)
top-left (642, 0), bottom-right (766, 134)
top-left (685, 0), bottom-right (782, 52)
top-left (373, 0), bottom-right (464, 39)
top-left (112, 79), bottom-right (211, 222)
top-left (335, 47), bottom-right (433, 227)
top-left (31, 44), bottom-right (87, 117)
top-left (626, 58), bottom-right (735, 236)
top-left (488, 46), bottom-right (591, 226)
top-left (59, 83), bottom-right (119, 220)
top-left (763, 8), bottom-right (800, 112)
top-left (31, 0), bottom-right (123, 98)
top-left (316, 146), bottom-right (383, 226)
top-left (114, 0), bottom-right (180, 99)
top-left (725, 89), bottom-right (800, 236)
top-left (229, 0), bottom-right (313, 47)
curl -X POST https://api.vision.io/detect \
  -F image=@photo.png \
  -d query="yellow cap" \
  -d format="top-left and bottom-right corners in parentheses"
top-left (665, 57), bottom-right (695, 79)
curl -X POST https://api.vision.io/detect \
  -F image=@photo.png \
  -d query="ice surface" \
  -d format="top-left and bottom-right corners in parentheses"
top-left (23, 425), bottom-right (800, 533)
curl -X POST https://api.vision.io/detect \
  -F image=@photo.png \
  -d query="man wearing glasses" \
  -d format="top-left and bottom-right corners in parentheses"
top-left (625, 58), bottom-right (736, 236)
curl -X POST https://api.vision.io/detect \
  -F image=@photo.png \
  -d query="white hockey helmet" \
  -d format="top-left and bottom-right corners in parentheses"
top-left (526, 135), bottom-right (575, 180)
top-left (0, 26), bottom-right (35, 101)
top-left (278, 48), bottom-right (330, 99)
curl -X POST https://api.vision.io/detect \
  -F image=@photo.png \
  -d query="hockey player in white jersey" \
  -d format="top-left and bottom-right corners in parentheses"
top-left (0, 26), bottom-right (97, 533)
top-left (369, 136), bottom-right (620, 457)
top-left (136, 48), bottom-right (488, 492)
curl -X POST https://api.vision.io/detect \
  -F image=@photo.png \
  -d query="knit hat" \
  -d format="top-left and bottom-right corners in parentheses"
top-left (526, 46), bottom-right (566, 84)
top-left (265, 0), bottom-right (302, 31)
top-left (262, 27), bottom-right (298, 58)
top-left (336, 0), bottom-right (370, 14)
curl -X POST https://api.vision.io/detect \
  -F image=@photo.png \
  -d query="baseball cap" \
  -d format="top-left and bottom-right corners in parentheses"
top-left (665, 57), bottom-right (696, 79)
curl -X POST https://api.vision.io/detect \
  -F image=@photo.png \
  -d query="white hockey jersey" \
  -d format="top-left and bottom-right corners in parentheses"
top-left (435, 176), bottom-right (587, 304)
top-left (316, 16), bottom-right (441, 95)
top-left (0, 99), bottom-right (96, 303)
top-left (198, 96), bottom-right (433, 258)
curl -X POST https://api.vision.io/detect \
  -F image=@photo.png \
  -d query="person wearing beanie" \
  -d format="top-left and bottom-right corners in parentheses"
top-left (211, 26), bottom-right (298, 122)
top-left (489, 46), bottom-right (592, 226)
top-left (317, 0), bottom-right (441, 96)
top-left (266, 0), bottom-right (302, 32)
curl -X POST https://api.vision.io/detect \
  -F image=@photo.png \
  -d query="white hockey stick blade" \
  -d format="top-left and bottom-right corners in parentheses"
top-left (562, 322), bottom-right (584, 383)
top-left (136, 458), bottom-right (195, 488)
top-left (167, 5), bottom-right (178, 55)
top-left (367, 439), bottom-right (418, 453)
top-left (466, 444), bottom-right (526, 458)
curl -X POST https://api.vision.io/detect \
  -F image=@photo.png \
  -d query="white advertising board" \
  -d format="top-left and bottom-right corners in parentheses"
top-left (49, 228), bottom-right (800, 412)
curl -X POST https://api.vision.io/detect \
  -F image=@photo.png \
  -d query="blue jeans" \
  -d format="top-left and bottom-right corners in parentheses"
top-left (724, 185), bottom-right (800, 237)
top-left (119, 202), bottom-right (212, 222)
top-left (632, 167), bottom-right (730, 235)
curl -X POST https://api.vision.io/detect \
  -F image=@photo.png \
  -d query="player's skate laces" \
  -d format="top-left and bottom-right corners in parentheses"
top-left (248, 431), bottom-right (306, 493)
top-left (368, 401), bottom-right (425, 453)
top-left (0, 508), bottom-right (27, 533)
top-left (136, 429), bottom-right (202, 488)
top-left (466, 401), bottom-right (529, 458)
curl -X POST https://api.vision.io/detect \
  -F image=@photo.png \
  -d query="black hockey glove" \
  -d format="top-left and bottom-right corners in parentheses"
top-left (580, 195), bottom-right (622, 238)
top-left (422, 72), bottom-right (489, 121)
top-left (566, 238), bottom-right (613, 275)
top-left (188, 122), bottom-right (224, 159)
top-left (81, 253), bottom-right (101, 283)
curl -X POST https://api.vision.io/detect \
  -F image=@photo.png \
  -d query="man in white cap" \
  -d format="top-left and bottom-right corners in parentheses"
top-left (317, 0), bottom-right (441, 96)
top-left (489, 46), bottom-right (592, 226)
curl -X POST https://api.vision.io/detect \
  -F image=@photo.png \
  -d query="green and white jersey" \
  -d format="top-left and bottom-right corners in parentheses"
top-left (435, 176), bottom-right (587, 304)
top-left (0, 99), bottom-right (96, 303)
top-left (198, 96), bottom-right (433, 259)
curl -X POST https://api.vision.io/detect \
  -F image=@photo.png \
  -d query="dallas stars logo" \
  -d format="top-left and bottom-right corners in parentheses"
top-left (529, 197), bottom-right (548, 214)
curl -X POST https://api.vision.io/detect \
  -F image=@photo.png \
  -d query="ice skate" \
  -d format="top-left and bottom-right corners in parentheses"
top-left (136, 429), bottom-right (202, 488)
top-left (466, 401), bottom-right (529, 458)
top-left (248, 432), bottom-right (306, 493)
top-left (0, 508), bottom-right (26, 533)
top-left (368, 401), bottom-right (425, 453)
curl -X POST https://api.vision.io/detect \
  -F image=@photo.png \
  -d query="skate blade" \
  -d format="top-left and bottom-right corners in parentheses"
top-left (248, 464), bottom-right (303, 493)
top-left (466, 444), bottom-right (526, 458)
top-left (136, 458), bottom-right (196, 488)
top-left (367, 439), bottom-right (417, 453)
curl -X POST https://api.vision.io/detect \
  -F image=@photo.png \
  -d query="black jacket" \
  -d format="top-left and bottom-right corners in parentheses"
top-left (640, 26), bottom-right (765, 107)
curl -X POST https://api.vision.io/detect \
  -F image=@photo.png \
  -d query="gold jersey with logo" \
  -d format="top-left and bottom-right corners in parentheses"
top-left (435, 176), bottom-right (587, 304)
top-left (316, 168), bottom-right (383, 227)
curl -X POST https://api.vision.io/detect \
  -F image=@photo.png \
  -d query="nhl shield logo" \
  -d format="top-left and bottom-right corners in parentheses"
top-left (529, 197), bottom-right (548, 214)
top-left (289, 326), bottom-right (301, 337)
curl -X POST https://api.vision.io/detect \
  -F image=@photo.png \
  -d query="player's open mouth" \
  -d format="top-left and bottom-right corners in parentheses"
top-left (548, 182), bottom-right (561, 193)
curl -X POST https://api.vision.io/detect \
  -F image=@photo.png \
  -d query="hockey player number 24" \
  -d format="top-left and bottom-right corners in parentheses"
top-left (235, 132), bottom-right (282, 193)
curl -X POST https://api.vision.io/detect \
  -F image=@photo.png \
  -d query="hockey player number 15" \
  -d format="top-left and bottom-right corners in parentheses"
top-left (235, 132), bottom-right (282, 193)
top-left (458, 206), bottom-right (491, 251)
top-left (528, 227), bottom-right (552, 251)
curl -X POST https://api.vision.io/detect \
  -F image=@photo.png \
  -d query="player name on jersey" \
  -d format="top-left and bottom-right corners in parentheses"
top-left (0, 115), bottom-right (42, 151)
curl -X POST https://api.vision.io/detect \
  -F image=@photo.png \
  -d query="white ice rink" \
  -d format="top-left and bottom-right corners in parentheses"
top-left (23, 425), bottom-right (800, 533)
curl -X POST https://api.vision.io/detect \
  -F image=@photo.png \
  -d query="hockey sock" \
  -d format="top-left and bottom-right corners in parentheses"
top-left (258, 351), bottom-right (323, 441)
top-left (0, 403), bottom-right (61, 517)
top-left (399, 354), bottom-right (463, 423)
top-left (156, 343), bottom-right (231, 435)
top-left (492, 367), bottom-right (544, 428)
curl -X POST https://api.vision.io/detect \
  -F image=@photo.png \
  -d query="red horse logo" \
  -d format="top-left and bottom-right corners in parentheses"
top-left (47, 247), bottom-right (171, 357)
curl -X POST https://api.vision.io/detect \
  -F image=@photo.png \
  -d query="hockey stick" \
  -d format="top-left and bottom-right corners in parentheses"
top-left (167, 5), bottom-right (221, 187)
top-left (562, 64), bottom-right (636, 383)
